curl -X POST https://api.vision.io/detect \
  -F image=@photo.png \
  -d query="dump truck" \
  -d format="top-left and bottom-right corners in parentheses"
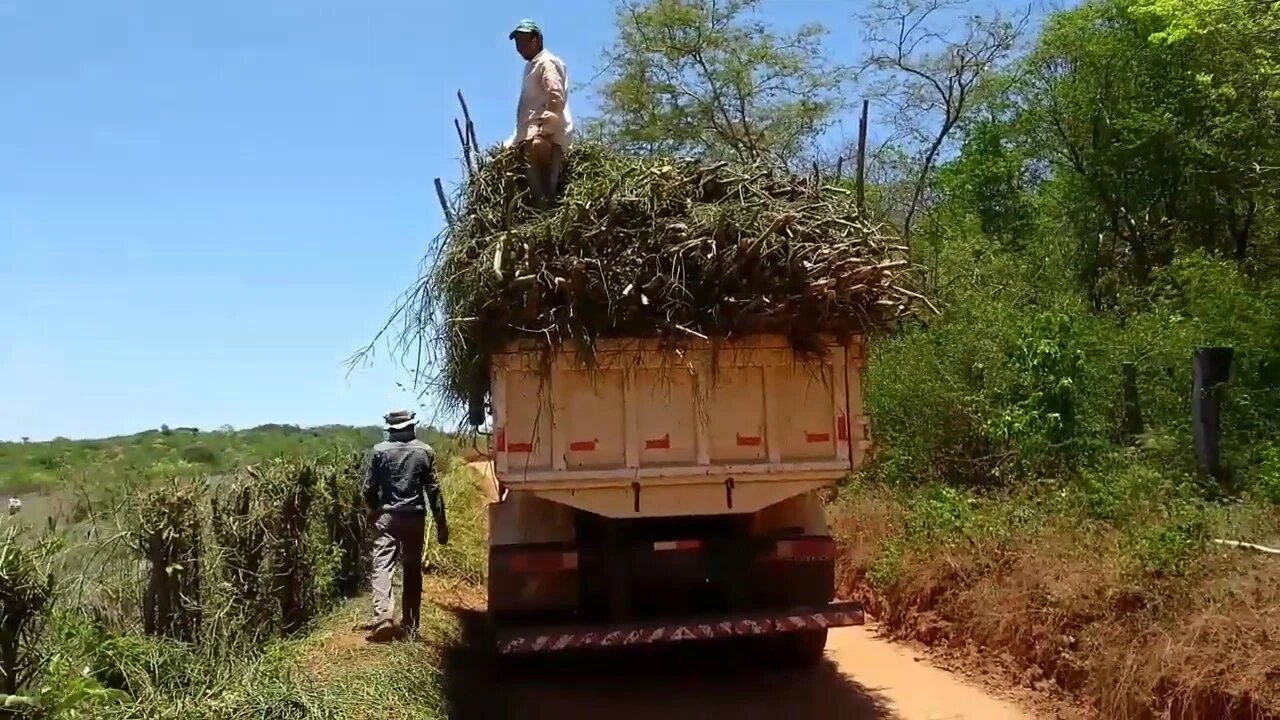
top-left (484, 334), bottom-right (871, 665)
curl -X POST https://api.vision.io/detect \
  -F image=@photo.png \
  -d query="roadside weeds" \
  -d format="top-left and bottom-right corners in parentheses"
top-left (832, 486), bottom-right (1280, 720)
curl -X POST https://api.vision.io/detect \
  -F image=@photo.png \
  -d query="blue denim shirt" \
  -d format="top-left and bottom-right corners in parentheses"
top-left (362, 431), bottom-right (446, 528)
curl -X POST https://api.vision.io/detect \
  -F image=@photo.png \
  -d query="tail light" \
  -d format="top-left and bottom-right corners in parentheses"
top-left (770, 537), bottom-right (835, 561)
top-left (506, 550), bottom-right (578, 574)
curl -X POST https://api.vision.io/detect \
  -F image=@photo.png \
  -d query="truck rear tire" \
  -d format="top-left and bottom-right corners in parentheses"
top-left (775, 628), bottom-right (828, 667)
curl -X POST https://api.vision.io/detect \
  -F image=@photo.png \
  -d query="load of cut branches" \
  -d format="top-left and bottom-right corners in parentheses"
top-left (392, 143), bottom-right (922, 414)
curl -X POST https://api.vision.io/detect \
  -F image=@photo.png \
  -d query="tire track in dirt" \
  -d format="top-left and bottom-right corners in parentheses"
top-left (456, 460), bottom-right (1036, 720)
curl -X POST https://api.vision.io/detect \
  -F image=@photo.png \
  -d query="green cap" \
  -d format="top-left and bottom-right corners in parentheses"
top-left (508, 19), bottom-right (541, 39)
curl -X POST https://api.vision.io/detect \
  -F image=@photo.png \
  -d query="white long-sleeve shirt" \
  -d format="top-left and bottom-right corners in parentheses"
top-left (506, 49), bottom-right (574, 148)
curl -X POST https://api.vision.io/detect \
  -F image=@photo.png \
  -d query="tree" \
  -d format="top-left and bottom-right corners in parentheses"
top-left (1131, 0), bottom-right (1280, 264)
top-left (935, 117), bottom-right (1036, 250)
top-left (589, 0), bottom-right (844, 164)
top-left (1020, 0), bottom-right (1279, 304)
top-left (858, 0), bottom-right (1030, 243)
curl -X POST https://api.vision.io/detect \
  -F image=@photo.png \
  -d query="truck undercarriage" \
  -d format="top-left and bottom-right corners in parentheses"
top-left (488, 492), bottom-right (864, 665)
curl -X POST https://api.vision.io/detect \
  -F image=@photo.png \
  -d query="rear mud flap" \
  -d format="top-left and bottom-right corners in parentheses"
top-left (495, 601), bottom-right (864, 655)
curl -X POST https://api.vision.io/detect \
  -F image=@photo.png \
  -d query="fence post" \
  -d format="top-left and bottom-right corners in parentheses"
top-left (1121, 361), bottom-right (1144, 443)
top-left (1191, 347), bottom-right (1234, 484)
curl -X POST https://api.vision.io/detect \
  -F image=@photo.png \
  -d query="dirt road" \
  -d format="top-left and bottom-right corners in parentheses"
top-left (464, 461), bottom-right (1035, 720)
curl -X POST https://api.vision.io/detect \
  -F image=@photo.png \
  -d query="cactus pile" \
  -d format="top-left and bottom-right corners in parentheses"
top-left (405, 144), bottom-right (921, 412)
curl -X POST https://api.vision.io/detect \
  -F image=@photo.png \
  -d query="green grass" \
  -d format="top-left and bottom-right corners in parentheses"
top-left (25, 458), bottom-right (489, 720)
top-left (423, 459), bottom-right (488, 586)
top-left (40, 601), bottom-right (467, 720)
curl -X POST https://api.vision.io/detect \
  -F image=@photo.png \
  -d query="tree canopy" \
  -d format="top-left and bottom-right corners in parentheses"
top-left (588, 0), bottom-right (844, 164)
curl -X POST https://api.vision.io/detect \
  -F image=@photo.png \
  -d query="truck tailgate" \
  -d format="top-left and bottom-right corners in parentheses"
top-left (491, 335), bottom-right (871, 518)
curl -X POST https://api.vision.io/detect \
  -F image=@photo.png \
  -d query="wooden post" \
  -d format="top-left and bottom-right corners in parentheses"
top-left (1191, 347), bottom-right (1234, 484)
top-left (856, 100), bottom-right (869, 216)
top-left (433, 178), bottom-right (454, 226)
top-left (457, 91), bottom-right (481, 164)
top-left (1121, 361), bottom-right (1144, 443)
top-left (454, 119), bottom-right (474, 175)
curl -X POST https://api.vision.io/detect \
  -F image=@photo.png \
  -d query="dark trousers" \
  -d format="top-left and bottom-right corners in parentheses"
top-left (370, 512), bottom-right (426, 630)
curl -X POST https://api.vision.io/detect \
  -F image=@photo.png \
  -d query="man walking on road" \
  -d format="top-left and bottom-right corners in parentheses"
top-left (361, 409), bottom-right (449, 641)
top-left (506, 18), bottom-right (574, 208)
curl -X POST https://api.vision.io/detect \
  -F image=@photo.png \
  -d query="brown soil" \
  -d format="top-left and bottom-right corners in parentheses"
top-left (833, 493), bottom-right (1280, 720)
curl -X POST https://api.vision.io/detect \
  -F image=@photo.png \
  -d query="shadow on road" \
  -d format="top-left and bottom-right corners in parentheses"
top-left (437, 604), bottom-right (894, 720)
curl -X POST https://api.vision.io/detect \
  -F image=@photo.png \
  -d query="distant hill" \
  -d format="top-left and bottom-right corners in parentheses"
top-left (0, 423), bottom-right (463, 495)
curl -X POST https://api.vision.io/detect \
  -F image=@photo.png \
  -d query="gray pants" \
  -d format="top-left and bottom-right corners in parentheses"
top-left (370, 512), bottom-right (426, 630)
top-left (524, 140), bottom-right (563, 208)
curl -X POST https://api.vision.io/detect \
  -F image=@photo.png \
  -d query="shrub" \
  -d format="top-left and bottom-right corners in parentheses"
top-left (314, 452), bottom-right (369, 599)
top-left (210, 477), bottom-right (268, 635)
top-left (1249, 447), bottom-right (1280, 505)
top-left (180, 444), bottom-right (217, 466)
top-left (130, 481), bottom-right (203, 643)
top-left (1126, 498), bottom-right (1213, 578)
top-left (254, 461), bottom-right (317, 635)
top-left (0, 526), bottom-right (56, 697)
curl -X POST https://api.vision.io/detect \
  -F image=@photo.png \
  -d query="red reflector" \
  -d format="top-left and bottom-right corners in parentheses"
top-left (653, 540), bottom-right (701, 552)
top-left (508, 442), bottom-right (533, 454)
top-left (508, 551), bottom-right (578, 573)
top-left (569, 440), bottom-right (596, 452)
top-left (774, 538), bottom-right (834, 560)
top-left (736, 434), bottom-right (762, 447)
top-left (645, 434), bottom-right (670, 450)
top-left (805, 431), bottom-right (831, 443)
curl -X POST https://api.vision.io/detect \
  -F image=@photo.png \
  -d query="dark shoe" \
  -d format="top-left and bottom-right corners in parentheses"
top-left (364, 620), bottom-right (397, 643)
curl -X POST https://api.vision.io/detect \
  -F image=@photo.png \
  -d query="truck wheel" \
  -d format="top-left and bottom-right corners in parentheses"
top-left (777, 629), bottom-right (828, 667)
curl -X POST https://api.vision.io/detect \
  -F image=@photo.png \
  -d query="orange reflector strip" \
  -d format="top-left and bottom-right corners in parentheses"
top-left (509, 551), bottom-right (578, 573)
top-left (736, 434), bottom-right (762, 447)
top-left (774, 539), bottom-right (834, 560)
top-left (645, 434), bottom-right (671, 450)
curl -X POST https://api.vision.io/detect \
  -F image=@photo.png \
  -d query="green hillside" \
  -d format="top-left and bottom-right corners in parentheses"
top-left (0, 424), bottom-right (462, 496)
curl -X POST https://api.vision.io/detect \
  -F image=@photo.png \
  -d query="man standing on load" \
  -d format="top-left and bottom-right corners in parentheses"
top-left (506, 18), bottom-right (574, 207)
top-left (361, 409), bottom-right (449, 641)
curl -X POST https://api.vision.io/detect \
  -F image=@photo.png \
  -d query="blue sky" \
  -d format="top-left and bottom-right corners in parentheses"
top-left (0, 1), bottom-right (1037, 441)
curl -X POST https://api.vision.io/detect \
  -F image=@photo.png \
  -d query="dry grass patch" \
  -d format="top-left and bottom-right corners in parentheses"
top-left (834, 485), bottom-right (1280, 720)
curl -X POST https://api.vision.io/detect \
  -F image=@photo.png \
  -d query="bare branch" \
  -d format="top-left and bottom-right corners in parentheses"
top-left (858, 0), bottom-right (1031, 243)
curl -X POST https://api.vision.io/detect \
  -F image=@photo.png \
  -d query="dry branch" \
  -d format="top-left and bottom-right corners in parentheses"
top-left (1214, 539), bottom-right (1280, 556)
